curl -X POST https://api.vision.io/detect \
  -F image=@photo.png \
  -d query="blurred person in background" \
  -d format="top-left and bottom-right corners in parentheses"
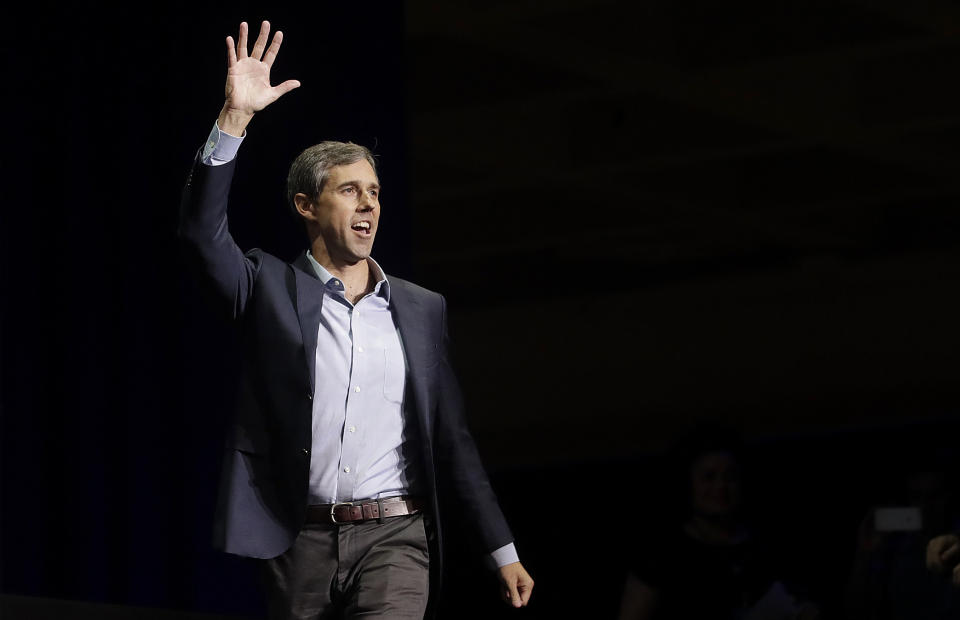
top-left (847, 451), bottom-right (960, 619)
top-left (617, 426), bottom-right (819, 620)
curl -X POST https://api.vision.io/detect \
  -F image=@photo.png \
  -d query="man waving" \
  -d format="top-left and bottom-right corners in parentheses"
top-left (179, 20), bottom-right (533, 619)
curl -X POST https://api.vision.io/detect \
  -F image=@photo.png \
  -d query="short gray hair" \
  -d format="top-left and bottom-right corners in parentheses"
top-left (286, 141), bottom-right (377, 217)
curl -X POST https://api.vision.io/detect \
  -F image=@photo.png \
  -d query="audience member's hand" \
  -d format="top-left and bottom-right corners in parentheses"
top-left (926, 534), bottom-right (960, 585)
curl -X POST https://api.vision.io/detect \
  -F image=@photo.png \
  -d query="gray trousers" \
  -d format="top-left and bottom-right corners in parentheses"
top-left (262, 513), bottom-right (430, 620)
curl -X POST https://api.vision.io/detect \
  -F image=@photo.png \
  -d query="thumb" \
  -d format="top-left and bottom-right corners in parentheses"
top-left (518, 577), bottom-right (533, 606)
top-left (274, 80), bottom-right (302, 98)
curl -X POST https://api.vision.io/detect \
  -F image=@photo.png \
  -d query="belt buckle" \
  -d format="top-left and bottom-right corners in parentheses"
top-left (330, 502), bottom-right (353, 524)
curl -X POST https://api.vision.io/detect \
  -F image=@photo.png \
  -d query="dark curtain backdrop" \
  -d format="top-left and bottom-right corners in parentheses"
top-left (2, 2), bottom-right (408, 615)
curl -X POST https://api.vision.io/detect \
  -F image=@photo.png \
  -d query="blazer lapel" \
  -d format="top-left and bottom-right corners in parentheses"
top-left (291, 253), bottom-right (325, 393)
top-left (388, 279), bottom-right (436, 441)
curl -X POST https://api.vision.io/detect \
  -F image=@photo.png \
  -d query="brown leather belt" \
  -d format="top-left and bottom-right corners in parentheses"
top-left (307, 496), bottom-right (425, 525)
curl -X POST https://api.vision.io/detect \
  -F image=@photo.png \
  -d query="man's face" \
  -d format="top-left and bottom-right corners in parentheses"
top-left (307, 159), bottom-right (380, 264)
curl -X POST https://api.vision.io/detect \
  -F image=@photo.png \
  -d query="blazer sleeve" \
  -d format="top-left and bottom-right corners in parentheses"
top-left (433, 294), bottom-right (515, 554)
top-left (177, 153), bottom-right (261, 319)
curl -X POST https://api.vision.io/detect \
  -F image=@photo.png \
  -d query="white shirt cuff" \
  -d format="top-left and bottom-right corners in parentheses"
top-left (489, 542), bottom-right (520, 568)
top-left (200, 121), bottom-right (245, 166)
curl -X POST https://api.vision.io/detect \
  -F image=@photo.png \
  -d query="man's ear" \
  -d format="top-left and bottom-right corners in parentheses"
top-left (294, 193), bottom-right (316, 221)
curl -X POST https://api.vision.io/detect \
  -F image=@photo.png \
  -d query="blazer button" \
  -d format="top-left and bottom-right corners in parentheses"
top-left (302, 448), bottom-right (309, 455)
top-left (307, 393), bottom-right (313, 400)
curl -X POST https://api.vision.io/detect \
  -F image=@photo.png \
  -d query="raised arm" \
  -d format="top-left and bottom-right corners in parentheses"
top-left (178, 21), bottom-right (299, 319)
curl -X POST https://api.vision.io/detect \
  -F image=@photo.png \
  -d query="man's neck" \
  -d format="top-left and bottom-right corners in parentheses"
top-left (311, 249), bottom-right (374, 304)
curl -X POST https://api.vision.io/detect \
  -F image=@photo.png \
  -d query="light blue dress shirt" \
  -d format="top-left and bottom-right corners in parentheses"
top-left (199, 122), bottom-right (519, 567)
top-left (302, 253), bottom-right (418, 505)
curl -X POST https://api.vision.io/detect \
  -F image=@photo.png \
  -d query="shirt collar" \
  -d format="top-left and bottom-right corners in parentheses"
top-left (305, 251), bottom-right (391, 302)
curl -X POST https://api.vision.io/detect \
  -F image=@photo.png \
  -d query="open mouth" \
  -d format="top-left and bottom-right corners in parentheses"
top-left (351, 221), bottom-right (372, 237)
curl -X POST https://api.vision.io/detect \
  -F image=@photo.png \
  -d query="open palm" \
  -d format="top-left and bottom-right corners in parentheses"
top-left (223, 21), bottom-right (300, 117)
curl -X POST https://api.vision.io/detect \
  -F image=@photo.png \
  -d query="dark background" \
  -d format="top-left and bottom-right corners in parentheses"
top-left (4, 1), bottom-right (960, 618)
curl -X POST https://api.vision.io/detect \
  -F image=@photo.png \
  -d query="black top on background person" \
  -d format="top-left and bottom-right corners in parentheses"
top-left (618, 428), bottom-right (818, 620)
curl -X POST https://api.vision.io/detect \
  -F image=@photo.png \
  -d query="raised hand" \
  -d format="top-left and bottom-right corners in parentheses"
top-left (218, 21), bottom-right (300, 135)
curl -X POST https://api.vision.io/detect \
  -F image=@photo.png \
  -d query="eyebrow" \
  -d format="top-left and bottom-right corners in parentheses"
top-left (336, 180), bottom-right (380, 191)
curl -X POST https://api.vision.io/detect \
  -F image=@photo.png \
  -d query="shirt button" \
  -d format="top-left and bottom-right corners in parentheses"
top-left (354, 386), bottom-right (361, 393)
top-left (358, 346), bottom-right (364, 353)
top-left (348, 426), bottom-right (356, 433)
top-left (343, 466), bottom-right (350, 473)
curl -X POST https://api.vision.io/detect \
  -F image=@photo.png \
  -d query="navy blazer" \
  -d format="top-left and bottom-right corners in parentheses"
top-left (178, 155), bottom-right (513, 579)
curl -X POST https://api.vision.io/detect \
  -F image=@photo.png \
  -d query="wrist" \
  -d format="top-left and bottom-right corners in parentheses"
top-left (217, 104), bottom-right (253, 137)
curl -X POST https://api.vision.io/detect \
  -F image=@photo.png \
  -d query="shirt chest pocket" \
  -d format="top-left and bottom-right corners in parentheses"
top-left (383, 343), bottom-right (407, 404)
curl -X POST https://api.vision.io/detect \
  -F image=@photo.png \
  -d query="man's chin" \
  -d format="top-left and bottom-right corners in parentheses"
top-left (350, 241), bottom-right (375, 260)
top-left (343, 247), bottom-right (373, 265)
